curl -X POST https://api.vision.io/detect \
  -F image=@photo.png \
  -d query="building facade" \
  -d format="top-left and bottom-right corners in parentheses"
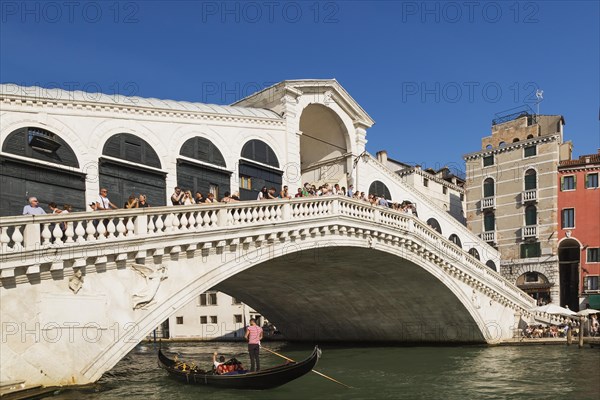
top-left (166, 290), bottom-right (268, 340)
top-left (557, 150), bottom-right (600, 310)
top-left (464, 114), bottom-right (572, 306)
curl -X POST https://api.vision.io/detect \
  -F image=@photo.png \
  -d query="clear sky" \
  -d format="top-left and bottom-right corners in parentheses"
top-left (1, 1), bottom-right (598, 176)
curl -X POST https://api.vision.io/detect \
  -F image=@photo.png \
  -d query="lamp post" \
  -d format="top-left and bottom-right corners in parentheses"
top-left (351, 150), bottom-right (369, 191)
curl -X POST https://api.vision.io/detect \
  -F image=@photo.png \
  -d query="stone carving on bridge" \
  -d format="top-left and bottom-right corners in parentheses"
top-left (130, 263), bottom-right (168, 310)
top-left (68, 269), bottom-right (84, 294)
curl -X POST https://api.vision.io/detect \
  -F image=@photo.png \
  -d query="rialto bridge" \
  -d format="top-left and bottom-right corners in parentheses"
top-left (0, 80), bottom-right (551, 388)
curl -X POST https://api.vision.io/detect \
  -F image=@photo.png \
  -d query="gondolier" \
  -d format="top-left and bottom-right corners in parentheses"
top-left (245, 318), bottom-right (263, 372)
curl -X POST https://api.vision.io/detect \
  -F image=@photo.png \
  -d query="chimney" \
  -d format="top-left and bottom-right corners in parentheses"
top-left (376, 150), bottom-right (388, 164)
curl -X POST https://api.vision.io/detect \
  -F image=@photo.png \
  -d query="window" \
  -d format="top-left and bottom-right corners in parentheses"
top-left (423, 178), bottom-right (429, 187)
top-left (561, 208), bottom-right (575, 229)
top-left (586, 173), bottom-right (599, 189)
top-left (588, 248), bottom-right (599, 263)
top-left (234, 314), bottom-right (243, 323)
top-left (443, 186), bottom-right (447, 195)
top-left (210, 316), bottom-right (218, 323)
top-left (460, 193), bottom-right (464, 201)
top-left (524, 169), bottom-right (537, 190)
top-left (240, 176), bottom-right (252, 190)
top-left (200, 292), bottom-right (218, 306)
top-left (585, 276), bottom-right (599, 291)
top-left (483, 155), bottom-right (494, 167)
top-left (524, 145), bottom-right (536, 157)
top-left (525, 206), bottom-right (537, 226)
top-left (521, 242), bottom-right (541, 258)
top-left (484, 212), bottom-right (495, 232)
top-left (561, 175), bottom-right (576, 191)
top-left (468, 248), bottom-right (480, 260)
top-left (525, 272), bottom-right (539, 282)
top-left (232, 297), bottom-right (242, 305)
top-left (176, 316), bottom-right (183, 325)
top-left (200, 316), bottom-right (207, 324)
top-left (483, 178), bottom-right (494, 197)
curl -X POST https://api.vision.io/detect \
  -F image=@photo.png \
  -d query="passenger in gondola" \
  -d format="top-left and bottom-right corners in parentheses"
top-left (213, 352), bottom-right (226, 373)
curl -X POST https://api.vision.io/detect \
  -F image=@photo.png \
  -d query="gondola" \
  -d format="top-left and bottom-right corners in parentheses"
top-left (158, 346), bottom-right (321, 390)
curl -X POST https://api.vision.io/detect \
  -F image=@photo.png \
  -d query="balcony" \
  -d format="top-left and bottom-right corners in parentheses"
top-left (522, 189), bottom-right (537, 204)
top-left (481, 197), bottom-right (495, 210)
top-left (481, 231), bottom-right (496, 244)
top-left (522, 225), bottom-right (538, 239)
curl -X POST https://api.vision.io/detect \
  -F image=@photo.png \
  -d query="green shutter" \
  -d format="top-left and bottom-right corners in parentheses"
top-left (560, 176), bottom-right (564, 190)
top-left (573, 175), bottom-right (577, 189)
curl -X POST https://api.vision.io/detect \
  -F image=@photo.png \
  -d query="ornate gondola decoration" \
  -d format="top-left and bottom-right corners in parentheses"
top-left (158, 346), bottom-right (321, 390)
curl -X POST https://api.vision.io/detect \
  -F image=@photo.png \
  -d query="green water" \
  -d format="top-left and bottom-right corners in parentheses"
top-left (44, 342), bottom-right (600, 400)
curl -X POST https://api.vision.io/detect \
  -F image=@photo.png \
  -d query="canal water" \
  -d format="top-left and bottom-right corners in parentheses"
top-left (43, 342), bottom-right (599, 400)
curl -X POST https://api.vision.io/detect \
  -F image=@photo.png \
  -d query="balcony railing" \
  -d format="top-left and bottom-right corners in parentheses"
top-left (481, 231), bottom-right (496, 244)
top-left (522, 225), bottom-right (538, 238)
top-left (522, 189), bottom-right (537, 204)
top-left (481, 197), bottom-right (495, 210)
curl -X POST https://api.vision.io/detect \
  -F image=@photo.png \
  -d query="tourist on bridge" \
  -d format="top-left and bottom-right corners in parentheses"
top-left (171, 186), bottom-right (184, 205)
top-left (245, 318), bottom-right (263, 372)
top-left (96, 188), bottom-right (119, 210)
top-left (22, 196), bottom-right (46, 215)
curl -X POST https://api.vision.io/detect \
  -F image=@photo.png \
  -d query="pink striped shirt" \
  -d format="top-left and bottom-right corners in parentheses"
top-left (247, 325), bottom-right (262, 344)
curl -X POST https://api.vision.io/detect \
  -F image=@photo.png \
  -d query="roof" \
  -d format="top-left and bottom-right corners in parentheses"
top-left (559, 150), bottom-right (600, 168)
top-left (0, 83), bottom-right (282, 119)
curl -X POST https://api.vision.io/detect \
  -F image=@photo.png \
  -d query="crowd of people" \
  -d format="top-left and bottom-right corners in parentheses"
top-left (22, 182), bottom-right (418, 216)
top-left (523, 313), bottom-right (599, 338)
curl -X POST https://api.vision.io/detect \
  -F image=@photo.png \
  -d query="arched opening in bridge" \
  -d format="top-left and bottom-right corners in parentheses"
top-left (368, 180), bottom-right (392, 200)
top-left (299, 103), bottom-right (350, 188)
top-left (100, 133), bottom-right (166, 207)
top-left (1, 127), bottom-right (84, 216)
top-left (558, 238), bottom-right (580, 311)
top-left (468, 248), bottom-right (480, 260)
top-left (214, 246), bottom-right (486, 343)
top-left (426, 218), bottom-right (442, 234)
top-left (485, 260), bottom-right (496, 271)
top-left (449, 234), bottom-right (462, 248)
top-left (177, 137), bottom-right (230, 200)
top-left (516, 271), bottom-right (552, 305)
top-left (239, 139), bottom-right (282, 201)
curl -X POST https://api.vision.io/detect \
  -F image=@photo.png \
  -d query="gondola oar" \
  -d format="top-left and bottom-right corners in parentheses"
top-left (260, 346), bottom-right (354, 389)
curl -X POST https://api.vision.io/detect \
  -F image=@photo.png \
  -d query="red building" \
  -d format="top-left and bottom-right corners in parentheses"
top-left (557, 150), bottom-right (600, 310)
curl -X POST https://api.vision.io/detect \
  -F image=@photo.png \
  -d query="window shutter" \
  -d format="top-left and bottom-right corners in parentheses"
top-left (585, 174), bottom-right (589, 188)
top-left (560, 176), bottom-right (564, 190)
top-left (573, 175), bottom-right (577, 188)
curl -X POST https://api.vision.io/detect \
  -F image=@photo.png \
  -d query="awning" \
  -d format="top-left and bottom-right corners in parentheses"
top-left (589, 294), bottom-right (600, 309)
top-left (518, 283), bottom-right (554, 290)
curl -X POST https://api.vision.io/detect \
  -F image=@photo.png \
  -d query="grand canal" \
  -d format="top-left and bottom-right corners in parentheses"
top-left (42, 342), bottom-right (599, 400)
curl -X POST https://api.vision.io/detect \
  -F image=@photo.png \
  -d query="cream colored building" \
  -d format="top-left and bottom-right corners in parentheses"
top-left (463, 114), bottom-right (572, 304)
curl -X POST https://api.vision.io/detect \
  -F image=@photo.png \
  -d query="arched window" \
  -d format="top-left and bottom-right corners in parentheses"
top-left (178, 137), bottom-right (230, 200)
top-left (426, 218), bottom-right (442, 234)
top-left (485, 260), bottom-right (497, 271)
top-left (499, 141), bottom-right (506, 147)
top-left (484, 212), bottom-right (495, 232)
top-left (468, 248), bottom-right (480, 260)
top-left (241, 139), bottom-right (279, 168)
top-left (513, 138), bottom-right (520, 143)
top-left (449, 234), bottom-right (462, 248)
top-left (368, 181), bottom-right (391, 200)
top-left (100, 133), bottom-right (166, 207)
top-left (180, 137), bottom-right (226, 167)
top-left (525, 169), bottom-right (537, 190)
top-left (1, 127), bottom-right (84, 216)
top-left (485, 144), bottom-right (493, 150)
top-left (483, 178), bottom-right (495, 197)
top-left (527, 134), bottom-right (534, 139)
top-left (525, 205), bottom-right (537, 226)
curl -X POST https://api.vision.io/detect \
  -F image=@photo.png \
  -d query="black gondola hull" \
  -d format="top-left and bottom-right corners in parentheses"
top-left (158, 346), bottom-right (320, 390)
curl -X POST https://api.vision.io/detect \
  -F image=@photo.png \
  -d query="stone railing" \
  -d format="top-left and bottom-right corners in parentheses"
top-left (481, 197), bottom-right (495, 210)
top-left (522, 189), bottom-right (537, 203)
top-left (522, 225), bottom-right (538, 238)
top-left (0, 196), bottom-right (535, 310)
top-left (481, 231), bottom-right (496, 244)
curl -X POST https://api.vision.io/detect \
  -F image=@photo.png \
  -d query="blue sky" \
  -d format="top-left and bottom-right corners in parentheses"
top-left (1, 1), bottom-right (598, 176)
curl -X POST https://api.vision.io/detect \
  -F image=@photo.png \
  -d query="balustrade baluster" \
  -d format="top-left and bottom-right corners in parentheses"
top-left (179, 213), bottom-right (189, 232)
top-left (155, 215), bottom-right (165, 233)
top-left (126, 217), bottom-right (135, 236)
top-left (64, 222), bottom-right (75, 243)
top-left (86, 221), bottom-right (97, 241)
top-left (106, 219), bottom-right (116, 239)
top-left (194, 212), bottom-right (204, 231)
top-left (116, 218), bottom-right (127, 238)
top-left (11, 226), bottom-right (24, 250)
top-left (165, 214), bottom-right (175, 233)
top-left (202, 212), bottom-right (211, 227)
top-left (233, 209), bottom-right (241, 225)
top-left (210, 211), bottom-right (218, 226)
top-left (0, 226), bottom-right (10, 252)
top-left (52, 223), bottom-right (63, 245)
top-left (251, 208), bottom-right (258, 222)
top-left (75, 221), bottom-right (86, 243)
top-left (172, 213), bottom-right (181, 232)
top-left (42, 223), bottom-right (52, 245)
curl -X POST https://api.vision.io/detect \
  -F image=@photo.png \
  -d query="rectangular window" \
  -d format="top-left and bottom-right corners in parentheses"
top-left (200, 316), bottom-right (207, 324)
top-left (423, 178), bottom-right (429, 187)
top-left (199, 294), bottom-right (207, 306)
top-left (460, 193), bottom-right (464, 201)
top-left (443, 186), bottom-right (447, 195)
top-left (234, 314), bottom-right (243, 323)
top-left (524, 145), bottom-right (536, 157)
top-left (232, 297), bottom-right (242, 305)
top-left (561, 175), bottom-right (576, 191)
top-left (484, 213), bottom-right (495, 232)
top-left (176, 316), bottom-right (183, 325)
top-left (524, 174), bottom-right (536, 190)
top-left (561, 208), bottom-right (575, 229)
top-left (586, 173), bottom-right (599, 189)
top-left (209, 293), bottom-right (217, 305)
top-left (200, 292), bottom-right (218, 306)
top-left (585, 276), bottom-right (599, 291)
top-left (210, 316), bottom-right (218, 324)
top-left (483, 155), bottom-right (494, 167)
top-left (240, 176), bottom-right (252, 190)
top-left (521, 242), bottom-right (541, 258)
top-left (588, 248), bottom-right (599, 263)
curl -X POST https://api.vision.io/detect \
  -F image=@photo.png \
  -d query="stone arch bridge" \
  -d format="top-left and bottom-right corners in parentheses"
top-left (1, 196), bottom-right (539, 388)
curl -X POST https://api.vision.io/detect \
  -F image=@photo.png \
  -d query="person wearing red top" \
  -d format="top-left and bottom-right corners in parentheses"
top-left (244, 318), bottom-right (263, 372)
